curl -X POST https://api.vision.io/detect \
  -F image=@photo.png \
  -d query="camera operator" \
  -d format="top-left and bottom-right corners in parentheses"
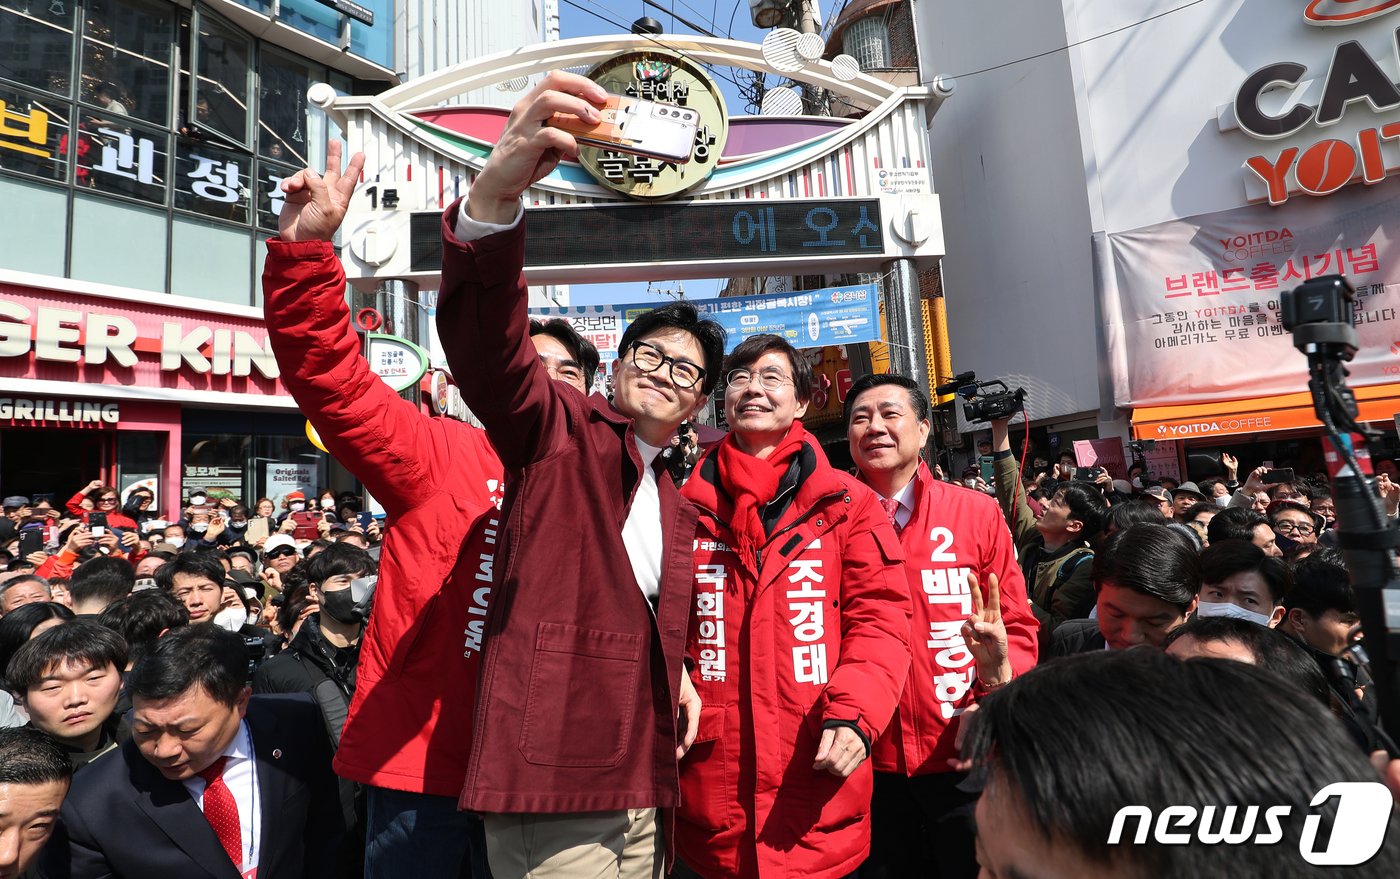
top-left (990, 416), bottom-right (1106, 645)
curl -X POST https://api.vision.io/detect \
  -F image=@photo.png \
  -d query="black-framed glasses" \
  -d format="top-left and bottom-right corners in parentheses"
top-left (99, 496), bottom-right (118, 504)
top-left (626, 340), bottom-right (705, 389)
top-left (1273, 520), bottom-right (1315, 536)
top-left (726, 367), bottom-right (794, 392)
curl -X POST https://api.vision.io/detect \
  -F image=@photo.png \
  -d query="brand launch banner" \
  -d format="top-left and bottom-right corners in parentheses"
top-left (1096, 184), bottom-right (1399, 410)
top-left (531, 283), bottom-right (881, 363)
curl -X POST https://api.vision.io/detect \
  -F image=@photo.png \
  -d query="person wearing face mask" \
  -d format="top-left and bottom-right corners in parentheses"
top-left (1194, 540), bottom-right (1290, 627)
top-left (1267, 499), bottom-right (1323, 558)
top-left (278, 490), bottom-right (310, 523)
top-left (253, 542), bottom-right (374, 861)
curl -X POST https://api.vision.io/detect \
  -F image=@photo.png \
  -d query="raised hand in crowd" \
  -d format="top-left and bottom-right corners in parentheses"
top-left (97, 531), bottom-right (120, 553)
top-left (1242, 465), bottom-right (1268, 496)
top-left (63, 525), bottom-right (93, 555)
top-left (278, 139), bottom-right (366, 243)
top-left (365, 519), bottom-right (381, 541)
top-left (262, 566), bottom-right (283, 594)
top-left (1378, 473), bottom-right (1400, 517)
top-left (25, 550), bottom-right (48, 567)
top-left (119, 530), bottom-right (139, 549)
top-left (1094, 469), bottom-right (1113, 491)
top-left (1222, 452), bottom-right (1239, 482)
top-left (204, 513), bottom-right (227, 542)
top-left (279, 516), bottom-right (297, 535)
top-left (466, 70), bottom-right (607, 223)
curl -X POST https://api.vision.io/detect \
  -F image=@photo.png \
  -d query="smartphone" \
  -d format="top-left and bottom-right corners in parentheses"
top-left (290, 510), bottom-right (321, 541)
top-left (1262, 467), bottom-right (1295, 484)
top-left (89, 511), bottom-right (108, 537)
top-left (245, 516), bottom-right (270, 544)
top-left (357, 511), bottom-right (374, 530)
top-left (979, 455), bottom-right (994, 483)
top-left (18, 528), bottom-right (43, 558)
top-left (548, 94), bottom-right (699, 163)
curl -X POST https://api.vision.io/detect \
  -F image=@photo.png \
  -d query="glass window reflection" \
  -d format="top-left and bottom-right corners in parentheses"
top-left (81, 0), bottom-right (174, 127)
top-left (175, 139), bottom-right (249, 223)
top-left (76, 109), bottom-right (167, 203)
top-left (0, 0), bottom-right (75, 96)
top-left (0, 82), bottom-right (68, 182)
top-left (193, 12), bottom-right (249, 144)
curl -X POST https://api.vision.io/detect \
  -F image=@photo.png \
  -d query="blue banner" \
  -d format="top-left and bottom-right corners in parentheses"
top-left (531, 283), bottom-right (881, 363)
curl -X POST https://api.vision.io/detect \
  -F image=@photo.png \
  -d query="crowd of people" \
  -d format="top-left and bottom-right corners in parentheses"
top-left (1, 70), bottom-right (1397, 879)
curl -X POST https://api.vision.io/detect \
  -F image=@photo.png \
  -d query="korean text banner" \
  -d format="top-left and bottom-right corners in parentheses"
top-left (1095, 185), bottom-right (1398, 410)
top-left (531, 284), bottom-right (881, 362)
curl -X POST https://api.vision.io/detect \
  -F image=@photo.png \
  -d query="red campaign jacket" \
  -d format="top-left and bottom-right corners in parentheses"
top-left (866, 462), bottom-right (1039, 777)
top-left (263, 238), bottom-right (503, 797)
top-left (676, 431), bottom-right (912, 879)
top-left (436, 206), bottom-right (698, 813)
top-left (66, 492), bottom-right (138, 531)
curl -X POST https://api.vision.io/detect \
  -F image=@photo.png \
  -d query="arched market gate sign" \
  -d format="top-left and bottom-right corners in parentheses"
top-left (313, 34), bottom-right (947, 288)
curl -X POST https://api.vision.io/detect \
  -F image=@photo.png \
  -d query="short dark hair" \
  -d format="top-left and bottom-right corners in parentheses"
top-left (843, 373), bottom-right (930, 424)
top-left (616, 301), bottom-right (727, 395)
top-left (1093, 523), bottom-right (1200, 611)
top-left (529, 318), bottom-right (602, 390)
top-left (1104, 500), bottom-right (1166, 535)
top-left (98, 590), bottom-right (189, 666)
top-left (1181, 501), bottom-right (1217, 523)
top-left (965, 649), bottom-right (1400, 875)
top-left (1199, 540), bottom-right (1291, 603)
top-left (723, 334), bottom-right (814, 403)
top-left (304, 542), bottom-right (376, 585)
top-left (0, 726), bottom-right (72, 786)
top-left (1057, 482), bottom-right (1108, 539)
top-left (153, 552), bottom-right (225, 592)
top-left (69, 556), bottom-right (135, 608)
top-left (6, 620), bottom-right (127, 692)
top-left (1283, 556), bottom-right (1355, 617)
top-left (1206, 506), bottom-right (1268, 545)
top-left (1163, 616), bottom-right (1332, 707)
top-left (125, 624), bottom-right (247, 706)
top-left (0, 602), bottom-right (75, 686)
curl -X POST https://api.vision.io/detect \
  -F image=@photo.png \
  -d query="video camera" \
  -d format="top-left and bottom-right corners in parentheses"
top-left (1282, 273), bottom-right (1400, 752)
top-left (937, 371), bottom-right (1027, 423)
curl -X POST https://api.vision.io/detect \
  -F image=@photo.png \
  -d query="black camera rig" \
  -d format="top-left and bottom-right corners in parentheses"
top-left (937, 371), bottom-right (1027, 424)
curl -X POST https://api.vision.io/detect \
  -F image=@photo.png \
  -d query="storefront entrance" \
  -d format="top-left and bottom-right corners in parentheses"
top-left (0, 428), bottom-right (111, 503)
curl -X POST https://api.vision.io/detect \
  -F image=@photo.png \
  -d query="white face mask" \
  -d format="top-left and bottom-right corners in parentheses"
top-left (321, 499), bottom-right (336, 510)
top-left (165, 536), bottom-right (186, 549)
top-left (213, 606), bottom-right (247, 632)
top-left (1215, 495), bottom-right (1231, 507)
top-left (1196, 600), bottom-right (1273, 627)
top-left (134, 577), bottom-right (157, 591)
top-left (191, 522), bottom-right (209, 534)
top-left (189, 495), bottom-right (207, 506)
top-left (289, 501), bottom-right (306, 512)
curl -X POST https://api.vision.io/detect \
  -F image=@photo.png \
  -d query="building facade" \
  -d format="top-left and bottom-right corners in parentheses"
top-left (0, 0), bottom-right (544, 513)
top-left (918, 0), bottom-right (1400, 474)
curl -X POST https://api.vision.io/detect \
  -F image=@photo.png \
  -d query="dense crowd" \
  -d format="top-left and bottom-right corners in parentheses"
top-left (0, 71), bottom-right (1395, 879)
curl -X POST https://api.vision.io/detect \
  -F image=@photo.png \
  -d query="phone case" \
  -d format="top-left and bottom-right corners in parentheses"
top-left (549, 95), bottom-right (698, 164)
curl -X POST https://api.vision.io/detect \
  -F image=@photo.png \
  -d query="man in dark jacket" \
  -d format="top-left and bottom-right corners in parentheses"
top-left (432, 71), bottom-right (723, 878)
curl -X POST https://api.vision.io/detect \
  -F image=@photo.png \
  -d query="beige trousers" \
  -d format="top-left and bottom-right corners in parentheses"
top-left (482, 808), bottom-right (663, 879)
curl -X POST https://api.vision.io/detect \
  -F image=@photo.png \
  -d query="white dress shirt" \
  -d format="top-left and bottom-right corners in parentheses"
top-left (876, 475), bottom-right (918, 530)
top-left (181, 721), bottom-right (259, 873)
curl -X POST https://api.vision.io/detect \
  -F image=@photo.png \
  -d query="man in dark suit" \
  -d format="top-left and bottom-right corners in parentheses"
top-left (38, 624), bottom-right (349, 879)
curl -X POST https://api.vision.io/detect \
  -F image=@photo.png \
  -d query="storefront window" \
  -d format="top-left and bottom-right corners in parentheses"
top-left (171, 214), bottom-right (251, 303)
top-left (257, 50), bottom-right (319, 165)
top-left (276, 0), bottom-right (339, 48)
top-left (70, 192), bottom-right (167, 291)
top-left (348, 0), bottom-right (392, 68)
top-left (0, 0), bottom-right (76, 96)
top-left (193, 12), bottom-right (250, 144)
top-left (256, 157), bottom-right (296, 231)
top-left (0, 82), bottom-right (69, 182)
top-left (76, 110), bottom-right (168, 204)
top-left (81, 0), bottom-right (174, 128)
top-left (174, 139), bottom-right (249, 222)
top-left (182, 419), bottom-right (329, 508)
top-left (0, 175), bottom-right (65, 274)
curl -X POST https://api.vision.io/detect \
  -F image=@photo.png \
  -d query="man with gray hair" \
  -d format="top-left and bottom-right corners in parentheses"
top-left (0, 573), bottom-right (51, 616)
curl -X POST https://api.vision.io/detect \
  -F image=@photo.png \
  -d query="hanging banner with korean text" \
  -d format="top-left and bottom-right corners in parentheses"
top-left (1096, 184), bottom-right (1399, 410)
top-left (531, 283), bottom-right (881, 364)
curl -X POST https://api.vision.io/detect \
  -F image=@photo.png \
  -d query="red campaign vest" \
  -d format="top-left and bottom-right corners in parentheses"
top-left (868, 461), bottom-right (1040, 776)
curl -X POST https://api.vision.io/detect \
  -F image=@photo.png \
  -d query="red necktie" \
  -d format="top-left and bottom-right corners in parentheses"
top-left (197, 756), bottom-right (242, 868)
top-left (879, 497), bottom-right (903, 534)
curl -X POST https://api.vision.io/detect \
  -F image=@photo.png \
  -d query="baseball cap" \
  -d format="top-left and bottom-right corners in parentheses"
top-left (263, 534), bottom-right (299, 556)
top-left (284, 490), bottom-right (306, 502)
top-left (1111, 479), bottom-right (1133, 495)
top-left (2, 495), bottom-right (30, 510)
top-left (1143, 486), bottom-right (1170, 502)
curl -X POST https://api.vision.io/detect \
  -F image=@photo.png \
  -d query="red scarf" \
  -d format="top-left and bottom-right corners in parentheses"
top-left (716, 421), bottom-right (807, 573)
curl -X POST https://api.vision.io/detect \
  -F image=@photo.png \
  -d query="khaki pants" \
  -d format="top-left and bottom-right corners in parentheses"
top-left (482, 808), bottom-right (663, 879)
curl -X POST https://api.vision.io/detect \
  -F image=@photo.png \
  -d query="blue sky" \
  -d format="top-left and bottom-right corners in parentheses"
top-left (556, 0), bottom-right (774, 305)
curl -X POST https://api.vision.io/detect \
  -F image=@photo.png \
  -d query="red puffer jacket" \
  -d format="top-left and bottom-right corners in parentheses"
top-left (866, 462), bottom-right (1039, 777)
top-left (263, 239), bottom-right (502, 797)
top-left (677, 430), bottom-right (912, 879)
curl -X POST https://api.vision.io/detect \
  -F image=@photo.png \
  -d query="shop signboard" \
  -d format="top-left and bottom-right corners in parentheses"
top-left (1143, 439), bottom-right (1184, 484)
top-left (532, 283), bottom-right (881, 364)
top-left (0, 398), bottom-right (119, 427)
top-left (182, 466), bottom-right (243, 503)
top-left (366, 334), bottom-right (430, 393)
top-left (1072, 438), bottom-right (1128, 480)
top-left (264, 463), bottom-right (316, 507)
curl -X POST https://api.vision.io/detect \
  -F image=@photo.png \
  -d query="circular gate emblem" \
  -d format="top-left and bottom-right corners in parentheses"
top-left (575, 50), bottom-right (728, 200)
